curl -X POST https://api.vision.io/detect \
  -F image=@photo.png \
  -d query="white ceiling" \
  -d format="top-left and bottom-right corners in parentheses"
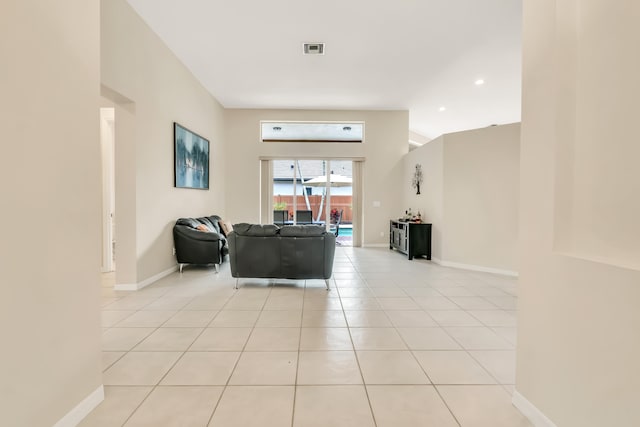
top-left (126, 0), bottom-right (522, 140)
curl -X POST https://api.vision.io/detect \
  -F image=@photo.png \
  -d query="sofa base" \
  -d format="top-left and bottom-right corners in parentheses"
top-left (179, 263), bottom-right (219, 274)
top-left (234, 278), bottom-right (330, 290)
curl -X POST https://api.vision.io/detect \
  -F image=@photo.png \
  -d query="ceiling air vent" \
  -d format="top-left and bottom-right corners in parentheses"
top-left (303, 43), bottom-right (325, 55)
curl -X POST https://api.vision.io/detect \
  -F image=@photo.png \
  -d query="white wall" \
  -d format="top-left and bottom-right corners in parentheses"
top-left (516, 1), bottom-right (640, 426)
top-left (101, 0), bottom-right (227, 283)
top-left (0, 1), bottom-right (103, 425)
top-left (558, 2), bottom-right (640, 270)
top-left (403, 124), bottom-right (520, 272)
top-left (443, 124), bottom-right (520, 272)
top-left (113, 99), bottom-right (139, 285)
top-left (403, 136), bottom-right (444, 259)
top-left (224, 109), bottom-right (408, 245)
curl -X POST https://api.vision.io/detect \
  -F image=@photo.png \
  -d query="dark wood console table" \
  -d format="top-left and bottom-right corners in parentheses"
top-left (389, 220), bottom-right (432, 260)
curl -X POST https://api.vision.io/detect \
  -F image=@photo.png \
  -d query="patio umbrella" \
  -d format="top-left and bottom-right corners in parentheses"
top-left (303, 174), bottom-right (352, 222)
top-left (303, 174), bottom-right (352, 187)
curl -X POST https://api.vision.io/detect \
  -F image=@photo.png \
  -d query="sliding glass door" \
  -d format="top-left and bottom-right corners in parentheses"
top-left (325, 160), bottom-right (353, 247)
top-left (268, 159), bottom-right (354, 246)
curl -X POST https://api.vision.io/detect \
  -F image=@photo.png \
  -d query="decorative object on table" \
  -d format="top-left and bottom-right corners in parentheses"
top-left (174, 122), bottom-right (209, 189)
top-left (412, 163), bottom-right (423, 195)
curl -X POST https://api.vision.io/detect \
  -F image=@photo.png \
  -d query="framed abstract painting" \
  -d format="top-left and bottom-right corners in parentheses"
top-left (174, 122), bottom-right (209, 190)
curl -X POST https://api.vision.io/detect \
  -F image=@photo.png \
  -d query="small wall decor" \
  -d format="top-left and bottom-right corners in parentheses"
top-left (174, 122), bottom-right (209, 190)
top-left (412, 163), bottom-right (423, 195)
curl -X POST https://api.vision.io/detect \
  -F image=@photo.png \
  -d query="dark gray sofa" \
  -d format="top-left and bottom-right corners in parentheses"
top-left (173, 215), bottom-right (228, 273)
top-left (227, 224), bottom-right (336, 289)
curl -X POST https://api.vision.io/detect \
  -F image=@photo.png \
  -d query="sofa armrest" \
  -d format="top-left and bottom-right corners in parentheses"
top-left (227, 231), bottom-right (238, 277)
top-left (324, 233), bottom-right (336, 279)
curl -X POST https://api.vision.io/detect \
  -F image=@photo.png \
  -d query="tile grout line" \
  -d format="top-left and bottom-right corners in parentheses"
top-left (206, 280), bottom-right (272, 426)
top-left (99, 250), bottom-right (520, 426)
top-left (363, 271), bottom-right (509, 427)
top-left (115, 291), bottom-right (184, 427)
top-left (400, 335), bottom-right (463, 427)
top-left (409, 275), bottom-right (515, 389)
top-left (289, 281), bottom-right (310, 427)
top-left (119, 280), bottom-right (238, 426)
top-left (342, 266), bottom-right (380, 427)
top-left (396, 280), bottom-right (465, 427)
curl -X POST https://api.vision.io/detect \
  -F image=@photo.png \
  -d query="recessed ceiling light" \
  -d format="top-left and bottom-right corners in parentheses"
top-left (439, 106), bottom-right (446, 112)
top-left (475, 79), bottom-right (485, 86)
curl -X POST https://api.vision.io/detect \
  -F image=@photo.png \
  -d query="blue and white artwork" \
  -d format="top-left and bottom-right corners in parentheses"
top-left (174, 123), bottom-right (209, 189)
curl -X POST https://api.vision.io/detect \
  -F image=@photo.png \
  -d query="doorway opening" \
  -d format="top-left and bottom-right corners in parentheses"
top-left (100, 107), bottom-right (115, 272)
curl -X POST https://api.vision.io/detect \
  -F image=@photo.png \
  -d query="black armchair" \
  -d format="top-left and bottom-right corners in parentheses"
top-left (173, 215), bottom-right (229, 273)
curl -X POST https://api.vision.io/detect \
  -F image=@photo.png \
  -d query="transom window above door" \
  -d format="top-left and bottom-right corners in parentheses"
top-left (261, 121), bottom-right (364, 143)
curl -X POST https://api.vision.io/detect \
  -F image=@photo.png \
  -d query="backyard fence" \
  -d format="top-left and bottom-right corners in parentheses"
top-left (273, 195), bottom-right (353, 223)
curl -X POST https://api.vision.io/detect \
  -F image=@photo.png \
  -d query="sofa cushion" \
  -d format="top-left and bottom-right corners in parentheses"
top-left (197, 216), bottom-right (220, 234)
top-left (176, 216), bottom-right (218, 232)
top-left (233, 223), bottom-right (280, 237)
top-left (176, 218), bottom-right (201, 229)
top-left (196, 224), bottom-right (209, 232)
top-left (279, 225), bottom-right (326, 237)
top-left (219, 220), bottom-right (234, 236)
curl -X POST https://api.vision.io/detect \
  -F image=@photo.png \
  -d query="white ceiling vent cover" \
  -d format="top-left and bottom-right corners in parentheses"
top-left (303, 43), bottom-right (325, 55)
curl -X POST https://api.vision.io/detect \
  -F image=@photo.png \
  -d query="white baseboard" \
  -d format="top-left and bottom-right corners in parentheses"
top-left (53, 385), bottom-right (104, 427)
top-left (114, 283), bottom-right (138, 291)
top-left (432, 258), bottom-right (518, 277)
top-left (137, 265), bottom-right (178, 289)
top-left (114, 265), bottom-right (178, 291)
top-left (354, 247), bottom-right (518, 277)
top-left (512, 390), bottom-right (557, 427)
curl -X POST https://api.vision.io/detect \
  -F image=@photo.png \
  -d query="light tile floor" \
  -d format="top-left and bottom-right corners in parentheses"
top-left (83, 247), bottom-right (532, 427)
